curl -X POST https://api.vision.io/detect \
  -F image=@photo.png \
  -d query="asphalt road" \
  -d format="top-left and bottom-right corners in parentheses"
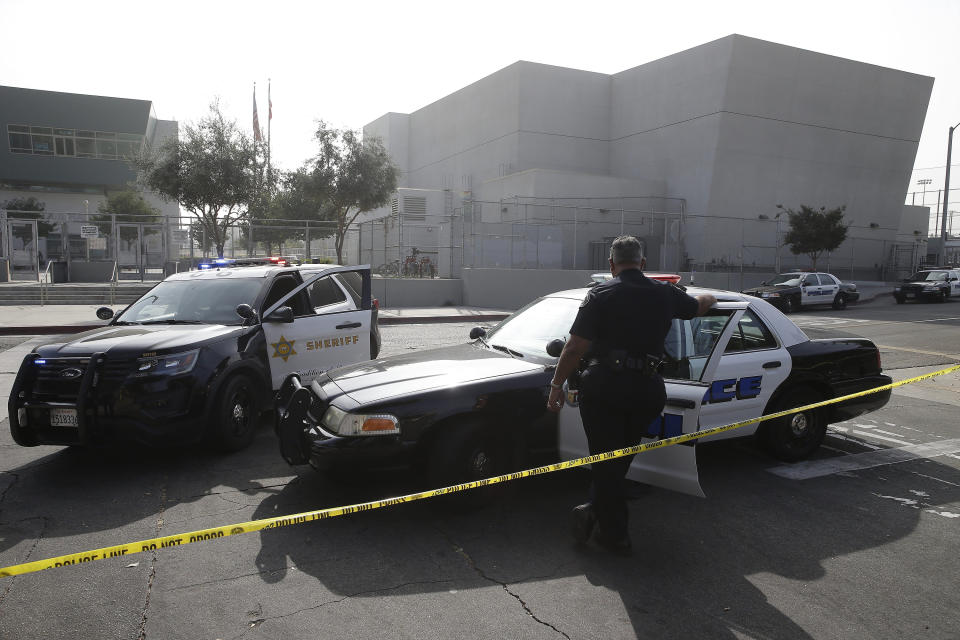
top-left (1, 295), bottom-right (959, 639)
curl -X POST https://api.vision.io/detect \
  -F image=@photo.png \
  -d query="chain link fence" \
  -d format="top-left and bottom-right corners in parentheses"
top-left (357, 196), bottom-right (686, 278)
top-left (0, 202), bottom-right (929, 283)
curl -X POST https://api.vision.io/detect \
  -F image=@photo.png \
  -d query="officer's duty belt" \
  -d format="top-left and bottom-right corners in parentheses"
top-left (589, 351), bottom-right (662, 375)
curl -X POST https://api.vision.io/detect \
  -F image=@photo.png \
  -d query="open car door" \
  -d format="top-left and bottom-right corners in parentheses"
top-left (261, 265), bottom-right (372, 389)
top-left (556, 308), bottom-right (738, 497)
top-left (557, 381), bottom-right (708, 498)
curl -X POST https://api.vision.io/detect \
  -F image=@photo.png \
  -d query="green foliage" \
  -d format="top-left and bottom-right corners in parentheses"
top-left (1, 196), bottom-right (54, 236)
top-left (780, 204), bottom-right (848, 270)
top-left (133, 101), bottom-right (261, 257)
top-left (295, 122), bottom-right (398, 264)
top-left (244, 169), bottom-right (336, 256)
top-left (92, 189), bottom-right (162, 224)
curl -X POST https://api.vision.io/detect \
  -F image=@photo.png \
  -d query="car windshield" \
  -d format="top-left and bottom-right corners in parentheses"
top-left (484, 296), bottom-right (583, 358)
top-left (908, 271), bottom-right (949, 281)
top-left (115, 278), bottom-right (265, 325)
top-left (766, 274), bottom-right (802, 286)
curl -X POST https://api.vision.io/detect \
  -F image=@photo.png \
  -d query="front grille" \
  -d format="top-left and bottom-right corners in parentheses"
top-left (31, 357), bottom-right (133, 402)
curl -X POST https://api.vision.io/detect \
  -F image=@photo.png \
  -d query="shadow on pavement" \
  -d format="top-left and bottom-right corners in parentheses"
top-left (244, 438), bottom-right (960, 638)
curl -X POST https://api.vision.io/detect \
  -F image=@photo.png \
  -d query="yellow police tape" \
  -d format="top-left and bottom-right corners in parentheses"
top-left (2, 362), bottom-right (959, 579)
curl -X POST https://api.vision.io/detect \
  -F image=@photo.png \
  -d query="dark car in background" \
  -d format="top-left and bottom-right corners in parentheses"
top-left (893, 268), bottom-right (960, 303)
top-left (742, 272), bottom-right (858, 312)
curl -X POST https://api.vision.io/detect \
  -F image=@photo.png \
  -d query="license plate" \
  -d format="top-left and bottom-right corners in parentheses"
top-left (50, 408), bottom-right (78, 427)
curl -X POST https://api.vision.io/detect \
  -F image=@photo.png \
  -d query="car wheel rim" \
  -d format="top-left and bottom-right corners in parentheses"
top-left (469, 449), bottom-right (490, 476)
top-left (229, 389), bottom-right (252, 436)
top-left (789, 412), bottom-right (808, 436)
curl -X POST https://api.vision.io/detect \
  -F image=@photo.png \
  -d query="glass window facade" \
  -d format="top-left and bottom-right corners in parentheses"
top-left (6, 124), bottom-right (144, 160)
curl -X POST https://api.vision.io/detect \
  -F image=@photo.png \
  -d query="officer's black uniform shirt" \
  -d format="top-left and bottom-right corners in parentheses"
top-left (569, 269), bottom-right (700, 358)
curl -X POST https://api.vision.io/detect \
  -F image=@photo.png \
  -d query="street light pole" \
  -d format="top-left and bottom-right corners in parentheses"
top-left (941, 123), bottom-right (959, 265)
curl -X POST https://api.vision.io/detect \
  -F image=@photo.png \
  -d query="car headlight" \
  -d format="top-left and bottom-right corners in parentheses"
top-left (924, 284), bottom-right (939, 290)
top-left (133, 349), bottom-right (199, 377)
top-left (321, 405), bottom-right (399, 436)
top-left (760, 292), bottom-right (780, 298)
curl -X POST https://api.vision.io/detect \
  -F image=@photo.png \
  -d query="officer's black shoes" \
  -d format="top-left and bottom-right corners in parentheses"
top-left (595, 530), bottom-right (633, 557)
top-left (570, 503), bottom-right (596, 545)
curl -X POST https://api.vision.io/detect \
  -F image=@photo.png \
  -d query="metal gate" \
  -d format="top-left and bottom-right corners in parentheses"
top-left (117, 223), bottom-right (165, 281)
top-left (7, 219), bottom-right (39, 280)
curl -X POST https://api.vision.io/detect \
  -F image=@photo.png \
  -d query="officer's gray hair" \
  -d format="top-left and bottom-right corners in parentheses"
top-left (609, 235), bottom-right (644, 265)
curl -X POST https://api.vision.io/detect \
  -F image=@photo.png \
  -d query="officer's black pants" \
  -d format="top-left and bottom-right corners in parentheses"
top-left (579, 365), bottom-right (667, 542)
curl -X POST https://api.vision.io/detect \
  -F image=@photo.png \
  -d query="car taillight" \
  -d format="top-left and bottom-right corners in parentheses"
top-left (372, 298), bottom-right (379, 310)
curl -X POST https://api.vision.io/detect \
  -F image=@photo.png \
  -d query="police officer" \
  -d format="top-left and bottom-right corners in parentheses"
top-left (546, 235), bottom-right (716, 554)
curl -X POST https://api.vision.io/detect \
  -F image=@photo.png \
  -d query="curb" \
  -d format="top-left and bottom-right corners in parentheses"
top-left (0, 314), bottom-right (512, 336)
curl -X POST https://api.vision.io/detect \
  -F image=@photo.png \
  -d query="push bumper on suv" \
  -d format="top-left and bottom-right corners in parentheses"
top-left (9, 352), bottom-right (207, 447)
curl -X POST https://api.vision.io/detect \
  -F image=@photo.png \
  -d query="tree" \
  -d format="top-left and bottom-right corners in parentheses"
top-left (298, 122), bottom-right (398, 264)
top-left (1, 196), bottom-right (54, 236)
top-left (253, 168), bottom-right (337, 257)
top-left (133, 101), bottom-right (260, 257)
top-left (92, 189), bottom-right (162, 224)
top-left (780, 204), bottom-right (848, 270)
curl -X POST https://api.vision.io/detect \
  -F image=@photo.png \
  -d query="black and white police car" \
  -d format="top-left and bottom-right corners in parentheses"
top-left (742, 272), bottom-right (859, 312)
top-left (893, 268), bottom-right (960, 303)
top-left (275, 282), bottom-right (891, 496)
top-left (9, 263), bottom-right (379, 451)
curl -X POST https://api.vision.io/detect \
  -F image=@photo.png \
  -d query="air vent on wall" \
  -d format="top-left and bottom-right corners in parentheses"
top-left (403, 196), bottom-right (427, 221)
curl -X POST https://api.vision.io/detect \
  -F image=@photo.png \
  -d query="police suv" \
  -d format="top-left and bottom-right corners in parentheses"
top-left (9, 263), bottom-right (378, 451)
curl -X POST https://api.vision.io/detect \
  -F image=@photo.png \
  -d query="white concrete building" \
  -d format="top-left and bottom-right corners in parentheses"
top-left (361, 34), bottom-right (933, 279)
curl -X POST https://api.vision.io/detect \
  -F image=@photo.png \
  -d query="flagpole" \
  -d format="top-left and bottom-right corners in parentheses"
top-left (253, 82), bottom-right (259, 206)
top-left (267, 78), bottom-right (272, 200)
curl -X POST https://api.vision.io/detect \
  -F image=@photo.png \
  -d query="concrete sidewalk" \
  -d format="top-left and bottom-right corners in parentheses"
top-left (0, 280), bottom-right (894, 335)
top-left (0, 304), bottom-right (512, 335)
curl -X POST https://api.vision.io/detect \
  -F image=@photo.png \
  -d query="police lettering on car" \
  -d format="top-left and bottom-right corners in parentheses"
top-left (546, 235), bottom-right (716, 554)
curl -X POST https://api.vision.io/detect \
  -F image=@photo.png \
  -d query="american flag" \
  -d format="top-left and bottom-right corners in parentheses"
top-left (253, 85), bottom-right (263, 142)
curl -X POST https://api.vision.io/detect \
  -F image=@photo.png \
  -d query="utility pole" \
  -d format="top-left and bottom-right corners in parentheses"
top-left (941, 123), bottom-right (958, 265)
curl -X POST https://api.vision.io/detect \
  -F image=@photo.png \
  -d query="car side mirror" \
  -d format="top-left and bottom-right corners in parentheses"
top-left (235, 303), bottom-right (255, 320)
top-left (469, 326), bottom-right (487, 340)
top-left (265, 306), bottom-right (295, 323)
top-left (96, 307), bottom-right (114, 320)
top-left (760, 280), bottom-right (766, 285)
top-left (546, 338), bottom-right (566, 358)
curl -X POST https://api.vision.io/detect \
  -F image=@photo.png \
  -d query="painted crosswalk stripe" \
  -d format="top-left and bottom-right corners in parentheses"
top-left (767, 438), bottom-right (960, 480)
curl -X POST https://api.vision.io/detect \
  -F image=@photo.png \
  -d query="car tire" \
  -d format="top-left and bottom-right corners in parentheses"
top-left (209, 374), bottom-right (260, 452)
top-left (939, 290), bottom-right (948, 303)
top-left (760, 387), bottom-right (827, 462)
top-left (832, 293), bottom-right (847, 310)
top-left (789, 295), bottom-right (802, 313)
top-left (427, 421), bottom-right (515, 508)
top-left (894, 295), bottom-right (905, 304)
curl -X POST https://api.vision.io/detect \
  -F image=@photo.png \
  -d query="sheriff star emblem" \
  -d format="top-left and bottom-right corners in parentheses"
top-left (271, 335), bottom-right (297, 362)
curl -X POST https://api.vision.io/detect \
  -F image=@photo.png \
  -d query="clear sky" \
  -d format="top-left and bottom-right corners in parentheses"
top-left (3, 0), bottom-right (957, 203)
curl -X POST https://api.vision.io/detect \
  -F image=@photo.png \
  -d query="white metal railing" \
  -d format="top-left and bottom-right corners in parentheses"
top-left (109, 260), bottom-right (119, 306)
top-left (39, 260), bottom-right (53, 306)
